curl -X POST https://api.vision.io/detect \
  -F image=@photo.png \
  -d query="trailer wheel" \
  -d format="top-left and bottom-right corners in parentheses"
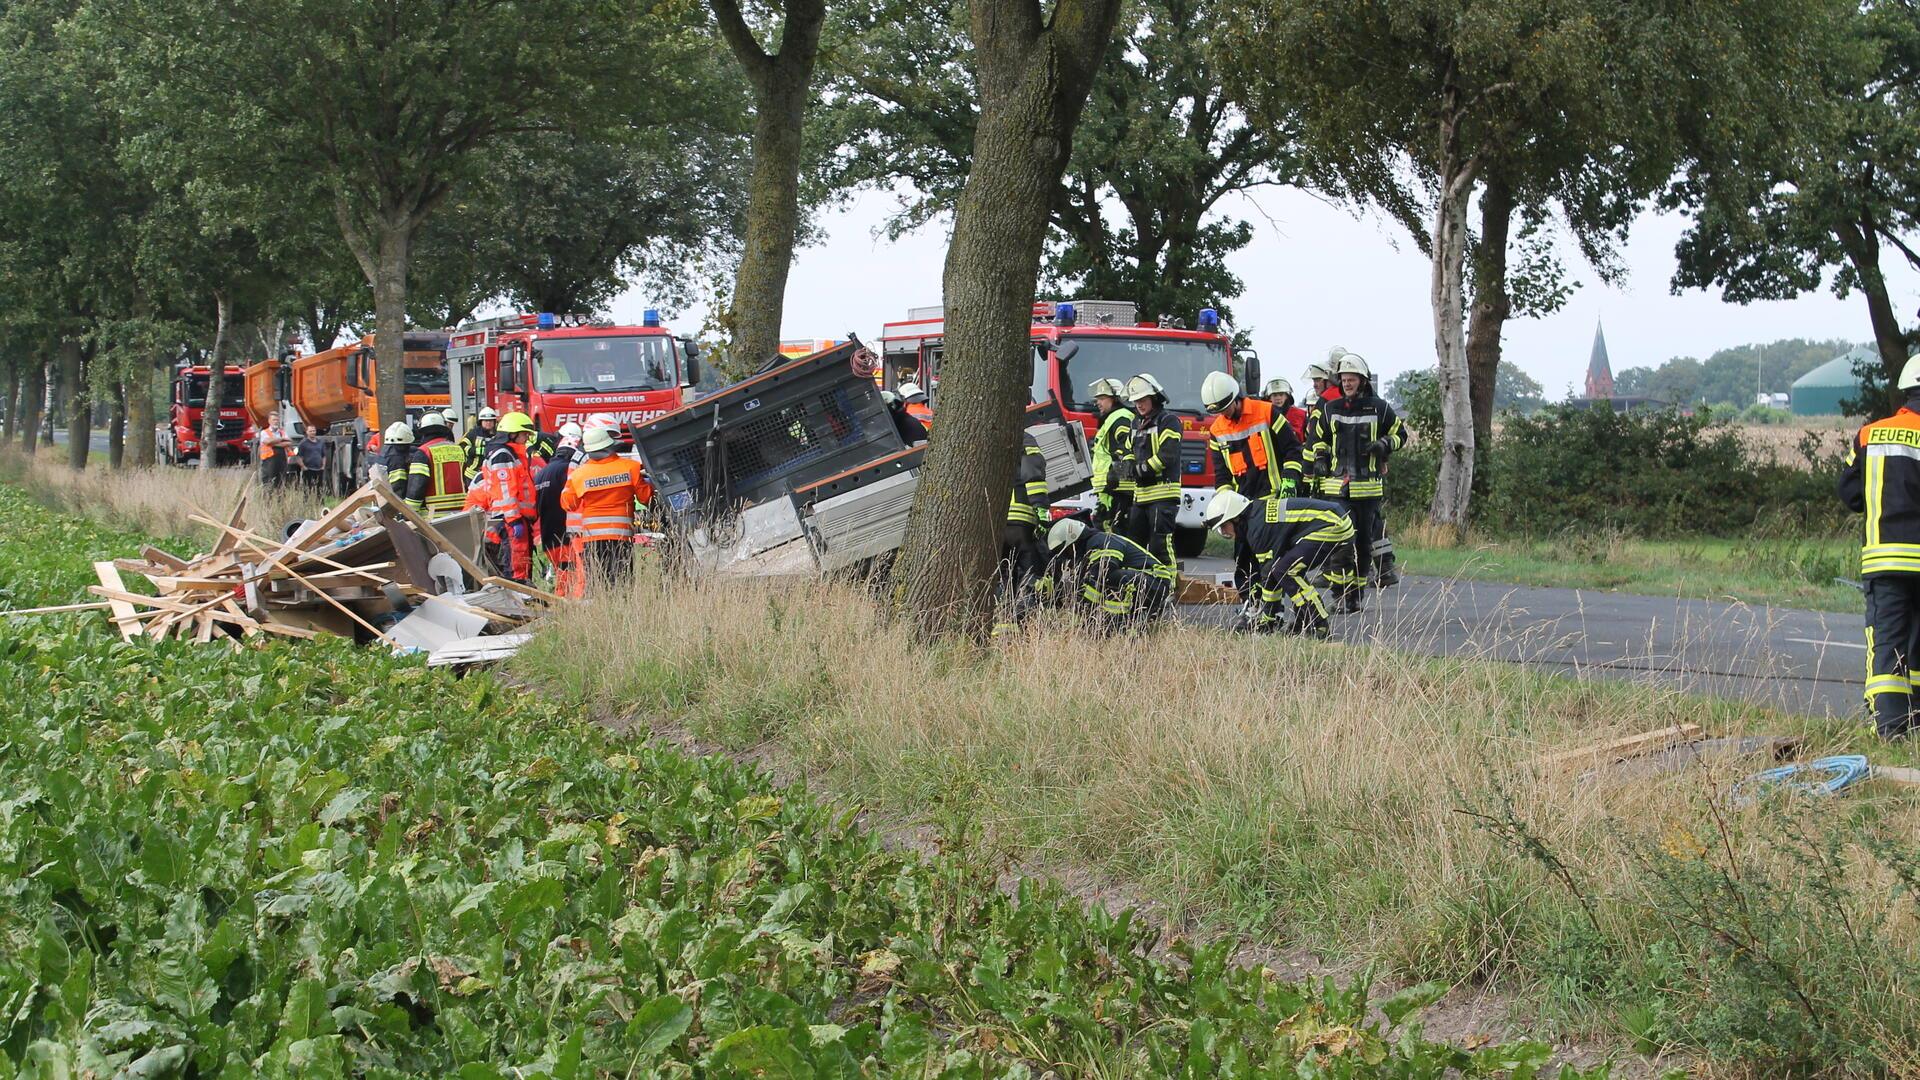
top-left (1173, 526), bottom-right (1207, 559)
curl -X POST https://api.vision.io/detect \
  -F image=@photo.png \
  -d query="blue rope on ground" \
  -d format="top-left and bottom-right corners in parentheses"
top-left (1730, 755), bottom-right (1871, 807)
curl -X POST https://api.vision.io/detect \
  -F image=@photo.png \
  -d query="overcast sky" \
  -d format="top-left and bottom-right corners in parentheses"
top-left (610, 185), bottom-right (1920, 399)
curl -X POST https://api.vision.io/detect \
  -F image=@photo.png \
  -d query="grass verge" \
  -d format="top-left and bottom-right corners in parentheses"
top-left (0, 478), bottom-right (1595, 1076)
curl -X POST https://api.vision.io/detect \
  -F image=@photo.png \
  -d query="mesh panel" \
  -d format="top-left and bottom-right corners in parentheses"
top-left (722, 388), bottom-right (863, 493)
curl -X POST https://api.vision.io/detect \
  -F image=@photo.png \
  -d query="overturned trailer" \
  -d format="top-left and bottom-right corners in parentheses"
top-left (629, 341), bottom-right (1093, 577)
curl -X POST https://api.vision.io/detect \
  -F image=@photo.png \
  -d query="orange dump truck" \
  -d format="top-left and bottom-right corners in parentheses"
top-left (245, 331), bottom-right (450, 492)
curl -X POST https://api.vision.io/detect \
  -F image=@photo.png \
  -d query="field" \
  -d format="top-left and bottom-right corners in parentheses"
top-left (10, 451), bottom-right (1920, 1074)
top-left (0, 467), bottom-right (1602, 1076)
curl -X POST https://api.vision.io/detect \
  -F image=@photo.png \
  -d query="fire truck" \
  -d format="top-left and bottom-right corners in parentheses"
top-left (443, 311), bottom-right (701, 439)
top-left (879, 299), bottom-right (1251, 557)
top-left (158, 363), bottom-right (255, 466)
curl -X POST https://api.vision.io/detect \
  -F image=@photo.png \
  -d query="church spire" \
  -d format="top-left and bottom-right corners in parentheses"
top-left (1585, 320), bottom-right (1614, 398)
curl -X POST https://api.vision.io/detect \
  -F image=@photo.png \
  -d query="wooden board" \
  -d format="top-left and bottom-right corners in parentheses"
top-left (371, 482), bottom-right (491, 585)
top-left (3, 601), bottom-right (113, 616)
top-left (208, 481), bottom-right (252, 557)
top-left (1537, 723), bottom-right (1705, 770)
top-left (140, 545), bottom-right (192, 571)
top-left (92, 562), bottom-right (144, 640)
top-left (259, 605), bottom-right (358, 638)
top-left (375, 507), bottom-right (433, 590)
top-left (1177, 575), bottom-right (1239, 605)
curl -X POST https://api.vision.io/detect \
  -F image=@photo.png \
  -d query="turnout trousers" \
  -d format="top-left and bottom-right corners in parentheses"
top-left (1125, 499), bottom-right (1178, 570)
top-left (486, 516), bottom-right (533, 584)
top-left (578, 538), bottom-right (634, 588)
top-left (1337, 497), bottom-right (1385, 595)
top-left (1866, 574), bottom-right (1920, 738)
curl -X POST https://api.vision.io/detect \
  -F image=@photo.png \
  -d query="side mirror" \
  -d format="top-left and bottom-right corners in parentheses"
top-left (1056, 341), bottom-right (1079, 364)
top-left (1239, 349), bottom-right (1262, 393)
top-left (498, 347), bottom-right (518, 394)
top-left (681, 341), bottom-right (702, 388)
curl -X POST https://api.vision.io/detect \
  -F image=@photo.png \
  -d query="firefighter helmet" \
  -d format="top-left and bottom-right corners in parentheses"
top-left (1203, 489), bottom-right (1253, 532)
top-left (1046, 517), bottom-right (1088, 551)
top-left (417, 411), bottom-right (446, 430)
top-left (1088, 377), bottom-right (1127, 399)
top-left (898, 381), bottom-right (927, 402)
top-left (383, 421), bottom-right (414, 445)
top-left (1201, 371), bottom-right (1242, 414)
top-left (558, 421), bottom-right (583, 440)
top-left (1901, 355), bottom-right (1920, 391)
top-left (1263, 377), bottom-right (1294, 400)
top-left (880, 389), bottom-right (899, 405)
top-left (478, 407), bottom-right (499, 422)
top-left (582, 427), bottom-right (616, 453)
top-left (1333, 354), bottom-right (1372, 380)
top-left (585, 412), bottom-right (620, 431)
top-left (1303, 362), bottom-right (1331, 383)
top-left (1326, 345), bottom-right (1350, 365)
top-left (1126, 373), bottom-right (1167, 402)
top-left (497, 411), bottom-right (535, 434)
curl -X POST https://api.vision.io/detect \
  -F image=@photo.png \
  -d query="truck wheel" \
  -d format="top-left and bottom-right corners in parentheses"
top-left (1173, 526), bottom-right (1207, 559)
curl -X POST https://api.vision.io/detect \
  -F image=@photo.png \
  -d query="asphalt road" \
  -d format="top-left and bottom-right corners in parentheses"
top-left (47, 428), bottom-right (112, 453)
top-left (1178, 556), bottom-right (1864, 719)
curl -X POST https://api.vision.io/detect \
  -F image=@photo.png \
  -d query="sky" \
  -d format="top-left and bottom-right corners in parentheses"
top-left (609, 184), bottom-right (1920, 400)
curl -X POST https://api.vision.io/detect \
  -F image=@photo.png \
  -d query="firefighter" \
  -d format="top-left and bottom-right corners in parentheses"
top-left (461, 407), bottom-right (499, 480)
top-left (1203, 489), bottom-right (1355, 639)
top-left (529, 426), bottom-right (559, 468)
top-left (1305, 354), bottom-right (1406, 609)
top-left (1088, 378), bottom-right (1135, 530)
top-left (535, 422), bottom-right (587, 596)
top-left (1839, 355), bottom-right (1920, 738)
top-left (898, 381), bottom-right (934, 433)
top-left (881, 390), bottom-right (929, 445)
top-left (1001, 429), bottom-right (1051, 618)
top-left (1263, 377), bottom-right (1308, 443)
top-left (1045, 517), bottom-right (1173, 632)
top-left (378, 420), bottom-right (424, 506)
top-left (256, 413), bottom-right (293, 488)
top-left (411, 411), bottom-right (467, 515)
top-left (482, 412), bottom-right (539, 583)
top-left (1202, 371), bottom-right (1302, 503)
top-left (561, 425), bottom-right (653, 588)
top-left (1126, 373), bottom-right (1183, 569)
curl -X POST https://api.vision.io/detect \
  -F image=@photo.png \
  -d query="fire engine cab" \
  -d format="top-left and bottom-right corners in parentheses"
top-left (444, 311), bottom-right (703, 438)
top-left (878, 299), bottom-right (1251, 557)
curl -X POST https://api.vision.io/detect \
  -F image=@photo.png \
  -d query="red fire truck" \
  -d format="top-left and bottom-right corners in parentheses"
top-left (157, 363), bottom-right (256, 466)
top-left (443, 311), bottom-right (702, 438)
top-left (878, 299), bottom-right (1250, 556)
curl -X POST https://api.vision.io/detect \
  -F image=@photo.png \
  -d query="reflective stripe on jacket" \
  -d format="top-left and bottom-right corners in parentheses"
top-left (419, 438), bottom-right (468, 513)
top-left (484, 440), bottom-right (536, 521)
top-left (1207, 398), bottom-right (1301, 495)
top-left (1305, 391), bottom-right (1405, 500)
top-left (1130, 408), bottom-right (1184, 504)
top-left (1092, 406), bottom-right (1136, 494)
top-left (561, 455), bottom-right (652, 543)
top-left (1007, 432), bottom-right (1050, 527)
top-left (1840, 407), bottom-right (1920, 575)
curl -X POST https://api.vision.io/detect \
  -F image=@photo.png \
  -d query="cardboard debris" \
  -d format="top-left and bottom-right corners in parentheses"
top-left (10, 479), bottom-right (554, 650)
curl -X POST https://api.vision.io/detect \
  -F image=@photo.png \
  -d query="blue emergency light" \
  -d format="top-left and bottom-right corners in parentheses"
top-left (536, 312), bottom-right (556, 329)
top-left (642, 309), bottom-right (661, 327)
top-left (1198, 307), bottom-right (1220, 332)
top-left (1055, 302), bottom-right (1077, 327)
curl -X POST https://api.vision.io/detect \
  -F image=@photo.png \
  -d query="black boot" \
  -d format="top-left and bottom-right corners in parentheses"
top-left (1875, 694), bottom-right (1916, 740)
top-left (1376, 553), bottom-right (1401, 587)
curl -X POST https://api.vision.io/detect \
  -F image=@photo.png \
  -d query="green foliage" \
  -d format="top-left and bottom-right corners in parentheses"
top-left (1612, 338), bottom-right (1861, 408)
top-left (1389, 362), bottom-right (1540, 429)
top-left (0, 482), bottom-right (1605, 1077)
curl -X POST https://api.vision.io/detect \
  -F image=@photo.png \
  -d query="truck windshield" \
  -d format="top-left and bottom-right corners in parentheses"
top-left (184, 374), bottom-right (248, 409)
top-left (403, 363), bottom-right (450, 396)
top-left (1059, 337), bottom-right (1230, 413)
top-left (532, 335), bottom-right (676, 393)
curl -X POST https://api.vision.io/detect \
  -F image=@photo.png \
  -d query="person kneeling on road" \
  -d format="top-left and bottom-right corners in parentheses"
top-left (561, 425), bottom-right (652, 589)
top-left (1046, 517), bottom-right (1173, 632)
top-left (1203, 489), bottom-right (1355, 639)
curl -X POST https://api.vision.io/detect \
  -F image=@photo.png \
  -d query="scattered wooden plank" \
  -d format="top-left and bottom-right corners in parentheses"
top-left (92, 562), bottom-right (144, 641)
top-left (208, 479), bottom-right (253, 557)
top-left (193, 612), bottom-right (216, 644)
top-left (482, 576), bottom-right (561, 606)
top-left (1537, 723), bottom-right (1705, 771)
top-left (273, 485), bottom-right (377, 561)
top-left (371, 482), bottom-right (491, 585)
top-left (230, 534), bottom-right (402, 647)
top-left (2, 601), bottom-right (114, 616)
top-left (1177, 575), bottom-right (1239, 605)
top-left (140, 545), bottom-right (192, 571)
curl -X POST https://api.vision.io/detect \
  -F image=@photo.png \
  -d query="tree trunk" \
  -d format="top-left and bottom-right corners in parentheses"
top-left (129, 359), bottom-right (157, 467)
top-left (709, 0), bottom-right (827, 372)
top-left (62, 339), bottom-right (91, 470)
top-left (1428, 74), bottom-right (1477, 537)
top-left (109, 379), bottom-right (127, 468)
top-left (1, 360), bottom-right (17, 445)
top-left (1465, 176), bottom-right (1514, 495)
top-left (20, 359), bottom-right (46, 453)
top-left (1836, 219), bottom-right (1910, 414)
top-left (370, 218), bottom-right (412, 435)
top-left (893, 0), bottom-right (1124, 638)
top-left (200, 292), bottom-right (231, 473)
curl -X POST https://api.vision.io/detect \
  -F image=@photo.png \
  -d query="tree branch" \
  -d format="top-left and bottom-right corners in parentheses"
top-left (708, 0), bottom-right (774, 88)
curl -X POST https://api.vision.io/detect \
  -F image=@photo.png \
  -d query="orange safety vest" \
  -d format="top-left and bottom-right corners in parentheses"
top-left (259, 425), bottom-right (284, 460)
top-left (1208, 398), bottom-right (1282, 485)
top-left (484, 441), bottom-right (536, 521)
top-left (561, 455), bottom-right (652, 544)
top-left (905, 401), bottom-right (933, 434)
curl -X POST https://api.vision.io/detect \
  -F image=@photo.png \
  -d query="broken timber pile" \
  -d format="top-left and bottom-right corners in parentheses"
top-left (41, 479), bottom-right (558, 655)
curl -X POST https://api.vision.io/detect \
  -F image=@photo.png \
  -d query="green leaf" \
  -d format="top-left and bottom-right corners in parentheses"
top-left (707, 1026), bottom-right (810, 1078)
top-left (281, 978), bottom-right (334, 1041)
top-left (1378, 980), bottom-right (1449, 1027)
top-left (140, 826), bottom-right (187, 886)
top-left (624, 995), bottom-right (692, 1062)
top-left (501, 877), bottom-right (564, 926)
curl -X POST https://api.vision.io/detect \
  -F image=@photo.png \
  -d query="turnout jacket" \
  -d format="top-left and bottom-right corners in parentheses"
top-left (460, 424), bottom-right (495, 480)
top-left (1240, 496), bottom-right (1354, 594)
top-left (1091, 405), bottom-right (1137, 497)
top-left (1007, 432), bottom-right (1051, 527)
top-left (534, 445), bottom-right (586, 550)
top-left (1075, 529), bottom-right (1173, 614)
top-left (1840, 404), bottom-right (1920, 576)
top-left (1130, 407), bottom-right (1184, 504)
top-left (1305, 390), bottom-right (1406, 499)
top-left (1207, 397), bottom-right (1302, 498)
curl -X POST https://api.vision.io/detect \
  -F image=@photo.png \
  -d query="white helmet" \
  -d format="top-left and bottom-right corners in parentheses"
top-left (1201, 371), bottom-right (1241, 414)
top-left (1263, 377), bottom-right (1294, 400)
top-left (1333, 354), bottom-right (1372, 380)
top-left (1046, 518), bottom-right (1088, 551)
top-left (1900, 356), bottom-right (1920, 391)
top-left (558, 421), bottom-right (584, 440)
top-left (1088, 377), bottom-right (1127, 399)
top-left (898, 381), bottom-right (926, 401)
top-left (1202, 489), bottom-right (1252, 533)
top-left (1326, 346), bottom-right (1350, 365)
top-left (1303, 362), bottom-right (1331, 383)
top-left (417, 411), bottom-right (446, 429)
top-left (383, 420), bottom-right (415, 445)
top-left (1126, 373), bottom-right (1167, 402)
top-left (478, 407), bottom-right (499, 422)
top-left (585, 412), bottom-right (621, 432)
top-left (880, 389), bottom-right (899, 405)
top-left (582, 427), bottom-right (617, 453)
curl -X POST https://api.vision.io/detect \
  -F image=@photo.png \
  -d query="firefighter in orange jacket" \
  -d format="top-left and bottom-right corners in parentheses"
top-left (1840, 355), bottom-right (1920, 738)
top-left (561, 425), bottom-right (653, 587)
top-left (482, 412), bottom-right (539, 583)
top-left (1202, 371), bottom-right (1302, 502)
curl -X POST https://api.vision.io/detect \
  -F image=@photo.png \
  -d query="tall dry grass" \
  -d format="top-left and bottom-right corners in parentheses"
top-left (0, 449), bottom-right (326, 550)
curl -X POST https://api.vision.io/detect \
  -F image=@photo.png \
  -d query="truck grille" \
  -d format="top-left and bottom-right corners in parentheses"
top-left (1181, 438), bottom-right (1208, 477)
top-left (216, 420), bottom-right (247, 438)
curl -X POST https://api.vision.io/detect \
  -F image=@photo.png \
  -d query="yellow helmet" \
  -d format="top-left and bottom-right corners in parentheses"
top-left (497, 411), bottom-right (535, 434)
